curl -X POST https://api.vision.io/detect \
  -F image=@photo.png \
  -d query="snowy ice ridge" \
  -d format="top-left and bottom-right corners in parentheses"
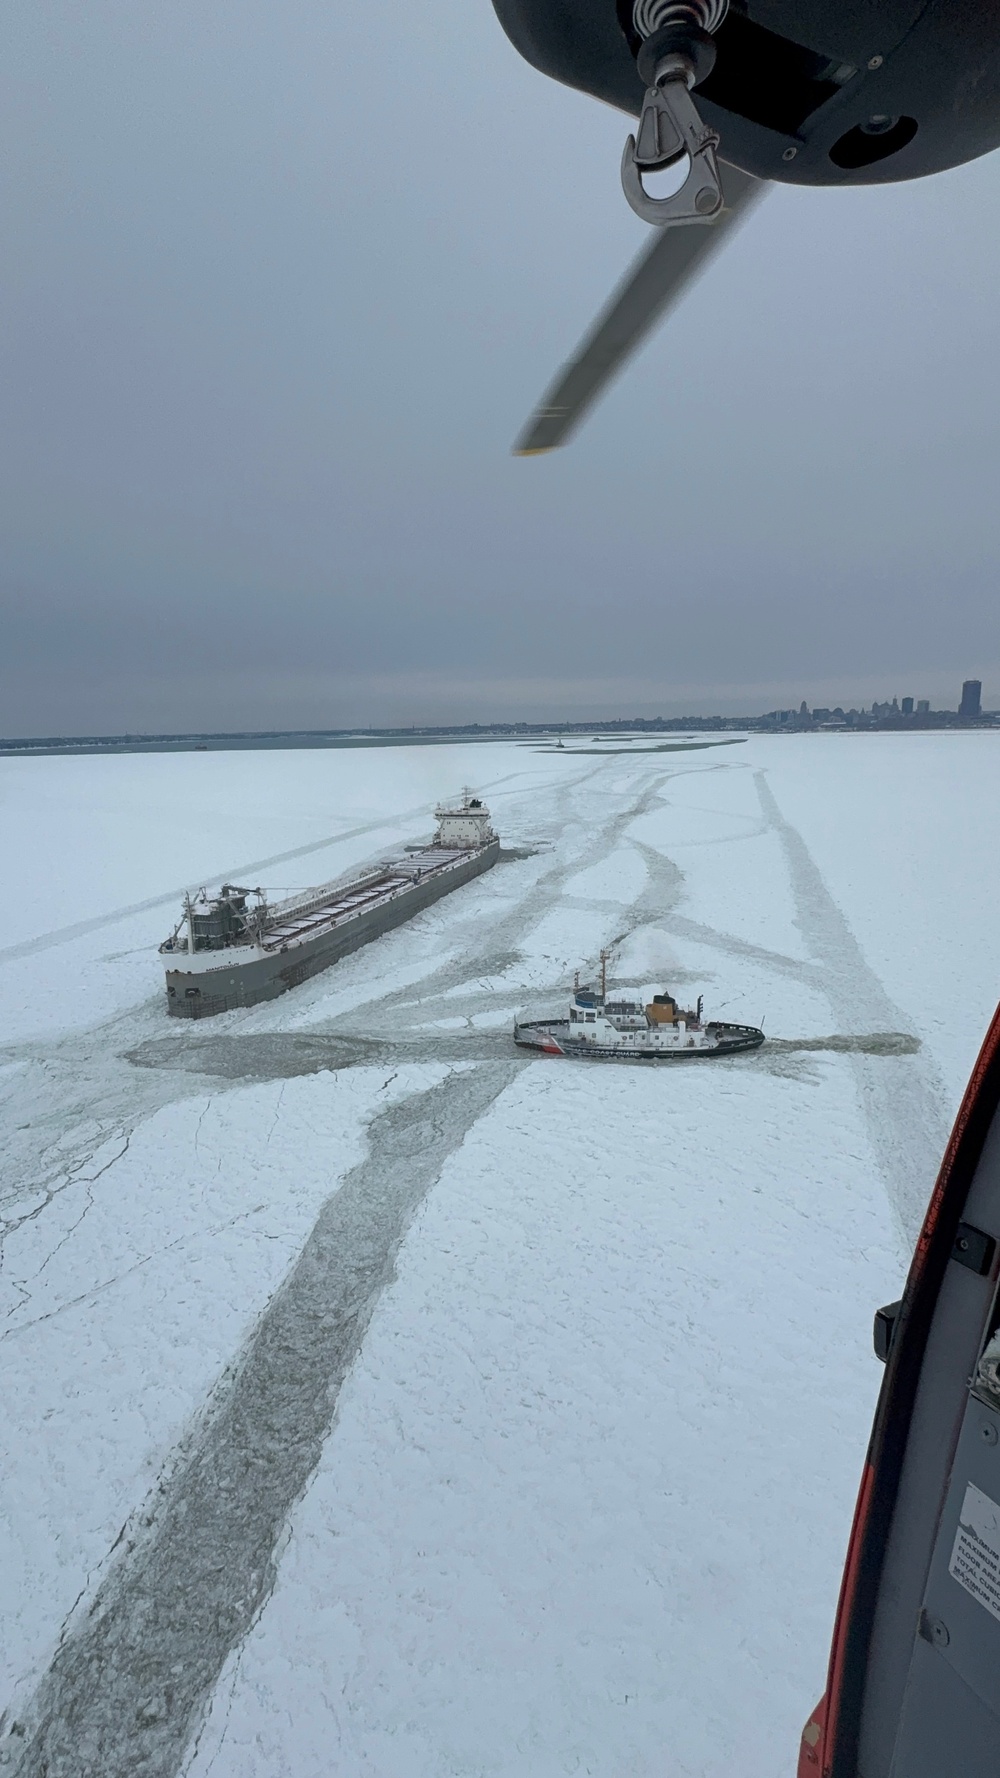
top-left (2, 733), bottom-right (997, 1776)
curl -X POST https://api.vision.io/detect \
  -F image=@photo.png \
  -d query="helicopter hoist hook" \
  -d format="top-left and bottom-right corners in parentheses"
top-left (621, 0), bottom-right (728, 226)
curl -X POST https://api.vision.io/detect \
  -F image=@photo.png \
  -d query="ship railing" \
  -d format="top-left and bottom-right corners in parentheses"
top-left (434, 791), bottom-right (479, 814)
top-left (160, 928), bottom-right (255, 955)
top-left (255, 848), bottom-right (474, 949)
top-left (262, 866), bottom-right (389, 927)
top-left (256, 870), bottom-right (415, 949)
top-left (431, 829), bottom-right (497, 850)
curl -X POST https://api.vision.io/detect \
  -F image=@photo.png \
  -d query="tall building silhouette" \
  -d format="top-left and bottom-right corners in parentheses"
top-left (960, 679), bottom-right (982, 719)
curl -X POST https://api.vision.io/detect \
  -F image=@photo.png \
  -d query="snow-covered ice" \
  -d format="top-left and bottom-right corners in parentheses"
top-left (2, 733), bottom-right (999, 1775)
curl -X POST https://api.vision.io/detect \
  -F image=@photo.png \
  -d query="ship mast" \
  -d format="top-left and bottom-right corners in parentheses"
top-left (599, 947), bottom-right (610, 1001)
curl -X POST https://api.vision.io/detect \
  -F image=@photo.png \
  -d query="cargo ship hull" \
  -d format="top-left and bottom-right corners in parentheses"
top-left (165, 838), bottom-right (498, 1019)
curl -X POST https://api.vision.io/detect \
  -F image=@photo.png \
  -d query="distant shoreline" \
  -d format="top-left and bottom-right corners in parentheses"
top-left (0, 725), bottom-right (737, 759)
top-left (0, 730), bottom-right (533, 759)
top-left (0, 717), bottom-right (996, 759)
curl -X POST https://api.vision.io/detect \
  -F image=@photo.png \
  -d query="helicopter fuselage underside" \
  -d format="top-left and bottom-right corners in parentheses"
top-left (491, 0), bottom-right (1000, 186)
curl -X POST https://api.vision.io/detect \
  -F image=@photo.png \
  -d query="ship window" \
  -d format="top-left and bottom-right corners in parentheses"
top-left (585, 1012), bottom-right (595, 1022)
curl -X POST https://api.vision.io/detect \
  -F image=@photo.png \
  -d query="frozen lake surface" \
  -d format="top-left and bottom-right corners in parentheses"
top-left (2, 733), bottom-right (1000, 1775)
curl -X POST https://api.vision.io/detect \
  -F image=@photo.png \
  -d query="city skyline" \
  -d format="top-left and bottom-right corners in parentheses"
top-left (2, 676), bottom-right (995, 755)
top-left (2, 666), bottom-right (998, 740)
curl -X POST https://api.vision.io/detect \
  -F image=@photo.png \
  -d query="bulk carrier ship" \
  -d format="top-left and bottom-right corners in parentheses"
top-left (160, 792), bottom-right (498, 1018)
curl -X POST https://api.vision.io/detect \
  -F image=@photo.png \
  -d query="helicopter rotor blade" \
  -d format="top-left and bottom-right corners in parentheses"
top-left (513, 163), bottom-right (765, 455)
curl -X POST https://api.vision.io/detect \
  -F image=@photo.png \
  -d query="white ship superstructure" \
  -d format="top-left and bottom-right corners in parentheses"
top-left (514, 956), bottom-right (763, 1061)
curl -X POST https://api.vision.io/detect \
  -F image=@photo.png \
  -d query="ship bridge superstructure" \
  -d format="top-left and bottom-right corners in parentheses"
top-left (433, 791), bottom-right (496, 850)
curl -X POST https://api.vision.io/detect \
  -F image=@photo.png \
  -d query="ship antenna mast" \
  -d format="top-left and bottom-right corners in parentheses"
top-left (600, 947), bottom-right (610, 1001)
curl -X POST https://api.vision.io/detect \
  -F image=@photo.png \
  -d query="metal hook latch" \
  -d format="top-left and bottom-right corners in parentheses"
top-left (621, 55), bottom-right (724, 226)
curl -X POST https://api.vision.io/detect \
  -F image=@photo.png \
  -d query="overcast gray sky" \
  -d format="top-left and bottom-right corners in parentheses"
top-left (2, 0), bottom-right (999, 733)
